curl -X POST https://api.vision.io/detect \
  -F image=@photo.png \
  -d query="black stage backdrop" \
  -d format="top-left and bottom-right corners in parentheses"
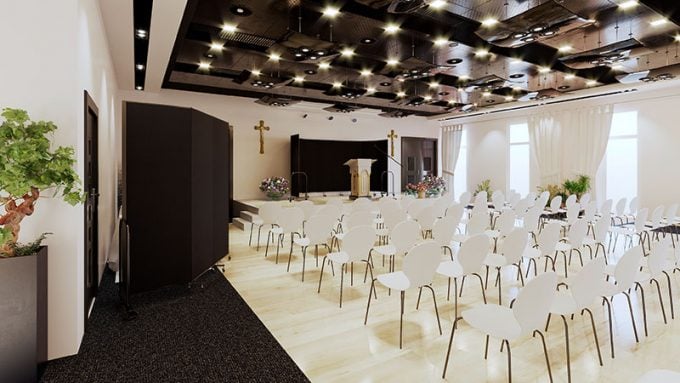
top-left (290, 135), bottom-right (388, 196)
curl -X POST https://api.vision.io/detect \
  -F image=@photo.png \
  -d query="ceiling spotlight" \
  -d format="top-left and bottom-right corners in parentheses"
top-left (481, 17), bottom-right (498, 27)
top-left (367, 87), bottom-right (376, 93)
top-left (564, 73), bottom-right (576, 80)
top-left (538, 66), bottom-right (551, 73)
top-left (332, 82), bottom-right (342, 88)
top-left (396, 91), bottom-right (406, 97)
top-left (434, 37), bottom-right (449, 46)
top-left (135, 29), bottom-right (148, 39)
top-left (318, 62), bottom-right (331, 70)
top-left (361, 37), bottom-right (376, 44)
top-left (135, 64), bottom-right (145, 71)
top-left (618, 0), bottom-right (638, 10)
top-left (505, 96), bottom-right (514, 101)
top-left (384, 24), bottom-right (400, 34)
top-left (429, 0), bottom-right (446, 9)
top-left (269, 53), bottom-right (281, 61)
top-left (322, 6), bottom-right (340, 18)
top-left (135, 85), bottom-right (143, 90)
top-left (386, 58), bottom-right (399, 66)
top-left (475, 48), bottom-right (489, 57)
top-left (198, 62), bottom-right (211, 70)
top-left (429, 82), bottom-right (439, 89)
top-left (293, 76), bottom-right (305, 83)
top-left (651, 18), bottom-right (668, 27)
top-left (341, 48), bottom-right (354, 57)
top-left (360, 69), bottom-right (372, 76)
top-left (230, 5), bottom-right (252, 16)
top-left (558, 45), bottom-right (573, 53)
top-left (251, 69), bottom-right (261, 76)
top-left (586, 79), bottom-right (598, 86)
top-left (210, 43), bottom-right (223, 50)
top-left (222, 23), bottom-right (237, 33)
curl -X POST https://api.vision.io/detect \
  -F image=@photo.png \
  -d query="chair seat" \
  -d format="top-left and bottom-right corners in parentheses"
top-left (251, 216), bottom-right (264, 225)
top-left (484, 253), bottom-right (508, 268)
top-left (601, 281), bottom-right (626, 297)
top-left (555, 242), bottom-right (572, 252)
top-left (523, 247), bottom-right (542, 259)
top-left (333, 232), bottom-right (346, 241)
top-left (270, 227), bottom-right (283, 235)
top-left (485, 229), bottom-right (500, 239)
top-left (294, 237), bottom-right (311, 247)
top-left (376, 271), bottom-right (411, 291)
top-left (462, 305), bottom-right (522, 340)
top-left (373, 244), bottom-right (396, 257)
top-left (376, 228), bottom-right (389, 236)
top-left (582, 238), bottom-right (598, 246)
top-left (451, 233), bottom-right (469, 243)
top-left (436, 259), bottom-right (464, 278)
top-left (550, 291), bottom-right (579, 315)
top-left (327, 251), bottom-right (349, 264)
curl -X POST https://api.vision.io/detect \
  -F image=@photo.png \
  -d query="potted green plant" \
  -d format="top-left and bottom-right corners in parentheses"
top-left (474, 179), bottom-right (492, 201)
top-left (0, 108), bottom-right (83, 382)
top-left (562, 174), bottom-right (591, 199)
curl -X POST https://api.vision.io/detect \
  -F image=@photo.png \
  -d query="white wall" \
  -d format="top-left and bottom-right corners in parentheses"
top-left (0, 0), bottom-right (119, 359)
top-left (448, 82), bottom-right (680, 210)
top-left (117, 89), bottom-right (440, 199)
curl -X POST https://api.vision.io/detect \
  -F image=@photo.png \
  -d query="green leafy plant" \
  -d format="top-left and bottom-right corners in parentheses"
top-left (0, 108), bottom-right (84, 257)
top-left (562, 174), bottom-right (591, 198)
top-left (474, 179), bottom-right (492, 201)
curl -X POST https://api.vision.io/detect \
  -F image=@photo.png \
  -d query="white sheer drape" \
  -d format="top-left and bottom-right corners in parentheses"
top-left (560, 104), bottom-right (613, 180)
top-left (441, 124), bottom-right (463, 196)
top-left (528, 113), bottom-right (562, 186)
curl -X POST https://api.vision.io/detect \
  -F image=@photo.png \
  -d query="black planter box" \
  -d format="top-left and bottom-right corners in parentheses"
top-left (0, 246), bottom-right (48, 382)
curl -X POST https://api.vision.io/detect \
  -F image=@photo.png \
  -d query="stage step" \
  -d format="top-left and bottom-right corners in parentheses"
top-left (233, 217), bottom-right (249, 231)
top-left (240, 210), bottom-right (258, 223)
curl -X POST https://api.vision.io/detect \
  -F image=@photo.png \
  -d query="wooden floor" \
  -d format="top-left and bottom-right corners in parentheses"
top-left (219, 226), bottom-right (680, 382)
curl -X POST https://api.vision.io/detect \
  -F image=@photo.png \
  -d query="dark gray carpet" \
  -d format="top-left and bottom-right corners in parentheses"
top-left (40, 267), bottom-right (310, 383)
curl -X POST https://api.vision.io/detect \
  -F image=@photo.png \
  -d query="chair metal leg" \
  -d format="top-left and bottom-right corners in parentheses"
top-left (561, 315), bottom-right (571, 383)
top-left (301, 246), bottom-right (307, 282)
top-left (484, 334), bottom-right (490, 359)
top-left (453, 278), bottom-right (459, 318)
top-left (515, 264), bottom-right (525, 286)
top-left (265, 231), bottom-right (271, 257)
top-left (496, 268), bottom-right (502, 305)
top-left (581, 308), bottom-right (603, 366)
top-left (286, 242), bottom-right (295, 272)
top-left (424, 285), bottom-right (442, 335)
top-left (416, 287), bottom-right (423, 309)
top-left (651, 279), bottom-right (667, 324)
top-left (500, 339), bottom-right (512, 383)
top-left (533, 330), bottom-right (554, 383)
top-left (458, 275), bottom-right (466, 297)
top-left (249, 222), bottom-right (254, 246)
top-left (275, 234), bottom-right (282, 264)
top-left (257, 225), bottom-right (263, 250)
top-left (622, 292), bottom-right (640, 342)
top-left (317, 256), bottom-right (328, 293)
top-left (602, 297), bottom-right (615, 358)
top-left (399, 290), bottom-right (405, 349)
top-left (473, 273), bottom-right (487, 304)
top-left (364, 279), bottom-right (376, 325)
top-left (545, 313), bottom-right (552, 331)
top-left (442, 317), bottom-right (462, 379)
top-left (663, 271), bottom-right (674, 319)
top-left (634, 282), bottom-right (649, 336)
top-left (339, 263), bottom-right (345, 308)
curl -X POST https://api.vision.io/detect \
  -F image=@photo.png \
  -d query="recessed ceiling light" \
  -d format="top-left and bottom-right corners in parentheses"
top-left (230, 5), bottom-right (252, 16)
top-left (396, 91), bottom-right (406, 97)
top-left (305, 69), bottom-right (317, 75)
top-left (429, 82), bottom-right (439, 89)
top-left (438, 91), bottom-right (450, 96)
top-left (380, 81), bottom-right (392, 86)
top-left (481, 17), bottom-right (498, 27)
top-left (446, 58), bottom-right (463, 65)
top-left (538, 66), bottom-right (551, 73)
top-left (135, 85), bottom-right (143, 90)
top-left (269, 53), bottom-right (281, 61)
top-left (333, 82), bottom-right (342, 88)
top-left (361, 37), bottom-right (376, 44)
top-left (586, 79), bottom-right (598, 86)
top-left (135, 64), bottom-right (145, 71)
top-left (318, 62), bottom-right (331, 70)
top-left (475, 48), bottom-right (489, 57)
top-left (429, 0), bottom-right (446, 9)
top-left (505, 96), bottom-right (514, 101)
top-left (210, 43), bottom-right (223, 50)
top-left (384, 24), bottom-right (400, 34)
top-left (558, 45), bottom-right (573, 53)
top-left (651, 18), bottom-right (668, 27)
top-left (204, 52), bottom-right (216, 59)
top-left (423, 95), bottom-right (432, 101)
top-left (251, 69), bottom-right (261, 76)
top-left (367, 87), bottom-right (376, 93)
top-left (386, 58), bottom-right (399, 66)
top-left (509, 73), bottom-right (524, 79)
top-left (360, 69), bottom-right (372, 76)
top-left (222, 24), bottom-right (237, 33)
top-left (341, 48), bottom-right (354, 57)
top-left (198, 62), bottom-right (211, 70)
top-left (322, 6), bottom-right (340, 18)
top-left (293, 76), bottom-right (305, 83)
top-left (558, 85), bottom-right (570, 90)
top-left (135, 29), bottom-right (148, 39)
top-left (564, 73), bottom-right (576, 80)
top-left (618, 0), bottom-right (638, 10)
top-left (434, 37), bottom-right (449, 46)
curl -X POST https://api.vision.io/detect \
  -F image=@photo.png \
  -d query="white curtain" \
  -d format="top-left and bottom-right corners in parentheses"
top-left (528, 113), bottom-right (562, 186)
top-left (441, 124), bottom-right (463, 196)
top-left (560, 104), bottom-right (613, 180)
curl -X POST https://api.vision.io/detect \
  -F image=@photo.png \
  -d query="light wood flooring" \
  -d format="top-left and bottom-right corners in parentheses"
top-left (219, 226), bottom-right (680, 382)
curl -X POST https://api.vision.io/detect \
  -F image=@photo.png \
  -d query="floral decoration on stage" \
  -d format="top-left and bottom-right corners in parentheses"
top-left (259, 176), bottom-right (290, 201)
top-left (405, 175), bottom-right (446, 198)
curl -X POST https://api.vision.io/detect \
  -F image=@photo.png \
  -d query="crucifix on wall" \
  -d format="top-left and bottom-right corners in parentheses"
top-left (254, 120), bottom-right (270, 154)
top-left (387, 129), bottom-right (398, 157)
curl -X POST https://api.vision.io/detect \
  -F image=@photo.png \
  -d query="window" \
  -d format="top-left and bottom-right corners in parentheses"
top-left (606, 111), bottom-right (638, 202)
top-left (508, 123), bottom-right (530, 196)
top-left (453, 129), bottom-right (467, 199)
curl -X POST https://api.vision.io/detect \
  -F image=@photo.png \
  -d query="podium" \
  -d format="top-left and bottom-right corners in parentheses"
top-left (344, 158), bottom-right (376, 199)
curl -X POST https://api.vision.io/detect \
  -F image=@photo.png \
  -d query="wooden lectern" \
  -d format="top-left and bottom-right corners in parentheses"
top-left (344, 158), bottom-right (376, 199)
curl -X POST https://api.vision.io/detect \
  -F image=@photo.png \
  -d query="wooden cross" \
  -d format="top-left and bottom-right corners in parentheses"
top-left (387, 129), bottom-right (398, 157)
top-left (254, 120), bottom-right (270, 154)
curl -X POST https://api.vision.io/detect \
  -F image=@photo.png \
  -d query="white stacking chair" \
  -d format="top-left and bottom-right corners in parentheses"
top-left (579, 192), bottom-right (591, 206)
top-left (600, 245), bottom-right (644, 358)
top-left (287, 214), bottom-right (335, 282)
top-left (635, 238), bottom-right (675, 326)
top-left (512, 198), bottom-right (530, 221)
top-left (546, 195), bottom-right (562, 214)
top-left (598, 199), bottom-right (613, 221)
top-left (376, 207), bottom-right (407, 244)
top-left (474, 190), bottom-right (488, 206)
top-left (611, 208), bottom-right (649, 252)
top-left (522, 206), bottom-right (543, 243)
top-left (295, 200), bottom-right (318, 222)
top-left (647, 205), bottom-right (665, 242)
top-left (442, 272), bottom-right (558, 382)
top-left (436, 234), bottom-right (490, 317)
top-left (506, 191), bottom-right (521, 208)
top-left (664, 203), bottom-right (678, 225)
top-left (415, 206), bottom-right (438, 238)
top-left (365, 241), bottom-right (443, 349)
top-left (491, 190), bottom-right (506, 213)
top-left (400, 195), bottom-right (415, 212)
top-left (583, 200), bottom-right (598, 224)
top-left (612, 198), bottom-right (628, 225)
top-left (554, 219), bottom-right (589, 277)
top-left (523, 222), bottom-right (561, 277)
top-left (407, 198), bottom-right (431, 220)
top-left (547, 258), bottom-right (606, 382)
top-left (486, 210), bottom-right (516, 250)
top-left (483, 227), bottom-right (528, 305)
top-left (537, 191), bottom-right (550, 210)
top-left (432, 216), bottom-right (459, 259)
top-left (458, 191), bottom-right (472, 206)
top-left (332, 210), bottom-right (374, 250)
top-left (318, 226), bottom-right (376, 308)
top-left (584, 216), bottom-right (611, 264)
top-left (445, 203), bottom-right (464, 222)
top-left (266, 207), bottom-right (304, 264)
top-left (452, 212), bottom-right (488, 243)
top-left (563, 194), bottom-right (578, 211)
top-left (371, 220), bottom-right (421, 273)
top-left (249, 202), bottom-right (281, 250)
top-left (432, 195), bottom-right (454, 217)
top-left (626, 196), bottom-right (640, 223)
top-left (316, 204), bottom-right (342, 222)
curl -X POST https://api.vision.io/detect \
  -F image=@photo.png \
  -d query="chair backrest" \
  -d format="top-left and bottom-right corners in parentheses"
top-left (316, 204), bottom-right (343, 221)
top-left (507, 191), bottom-right (521, 208)
top-left (495, 210), bottom-right (517, 236)
top-left (527, 191), bottom-right (538, 202)
top-left (513, 198), bottom-right (530, 219)
top-left (629, 196), bottom-right (639, 215)
top-left (570, 258), bottom-right (606, 308)
top-left (259, 202), bottom-right (282, 224)
top-left (403, 241), bottom-right (442, 287)
top-left (382, 208), bottom-right (408, 232)
top-left (634, 208), bottom-right (649, 232)
top-left (538, 191), bottom-right (550, 208)
top-left (390, 220), bottom-right (422, 256)
top-left (433, 195), bottom-right (454, 217)
top-left (432, 216), bottom-right (458, 248)
top-left (593, 215), bottom-right (611, 242)
top-left (467, 212), bottom-right (489, 235)
top-left (665, 203), bottom-right (678, 223)
top-left (416, 206), bottom-right (439, 231)
top-left (379, 198), bottom-right (400, 214)
top-left (296, 200), bottom-right (318, 220)
top-left (304, 214), bottom-right (336, 245)
top-left (351, 198), bottom-right (373, 213)
top-left (276, 207), bottom-right (304, 233)
top-left (475, 191), bottom-right (488, 205)
top-left (445, 203), bottom-right (464, 221)
top-left (537, 222), bottom-right (561, 255)
top-left (457, 234), bottom-right (491, 273)
top-left (614, 198), bottom-right (628, 216)
top-left (565, 194), bottom-right (578, 209)
top-left (579, 192), bottom-right (591, 206)
top-left (471, 199), bottom-right (488, 216)
top-left (583, 200), bottom-right (598, 222)
top-left (491, 190), bottom-right (505, 210)
top-left (407, 199), bottom-right (430, 218)
top-left (342, 226), bottom-right (377, 262)
top-left (346, 211), bottom-right (374, 230)
top-left (648, 237), bottom-right (672, 277)
top-left (650, 205), bottom-right (664, 227)
top-left (513, 272), bottom-right (558, 335)
top-left (400, 195), bottom-right (415, 211)
top-left (523, 207), bottom-right (542, 233)
top-left (500, 228), bottom-right (529, 265)
top-left (459, 191), bottom-right (472, 206)
top-left (568, 219), bottom-right (589, 248)
top-left (599, 199), bottom-right (613, 217)
top-left (549, 196), bottom-right (562, 212)
top-left (566, 203), bottom-right (581, 224)
top-left (612, 245), bottom-right (644, 291)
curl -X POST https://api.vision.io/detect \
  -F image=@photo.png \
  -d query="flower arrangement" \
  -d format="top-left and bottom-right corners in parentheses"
top-left (474, 179), bottom-right (492, 201)
top-left (423, 175), bottom-right (446, 196)
top-left (259, 176), bottom-right (289, 200)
